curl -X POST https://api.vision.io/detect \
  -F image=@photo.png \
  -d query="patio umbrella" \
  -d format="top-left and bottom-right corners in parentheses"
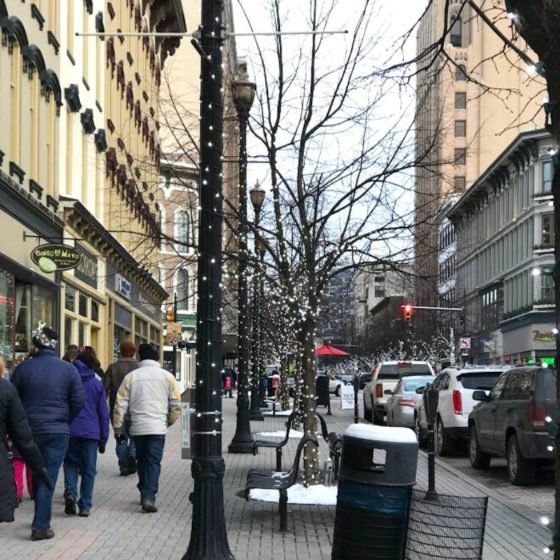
top-left (314, 345), bottom-right (350, 356)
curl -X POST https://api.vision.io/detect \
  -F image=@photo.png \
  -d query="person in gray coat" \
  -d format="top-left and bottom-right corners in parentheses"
top-left (104, 341), bottom-right (139, 476)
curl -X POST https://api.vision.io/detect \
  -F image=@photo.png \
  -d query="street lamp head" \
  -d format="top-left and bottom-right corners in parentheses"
top-left (232, 74), bottom-right (256, 116)
top-left (250, 180), bottom-right (266, 211)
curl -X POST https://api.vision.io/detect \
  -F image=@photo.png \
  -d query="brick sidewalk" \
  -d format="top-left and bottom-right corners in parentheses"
top-left (0, 396), bottom-right (552, 559)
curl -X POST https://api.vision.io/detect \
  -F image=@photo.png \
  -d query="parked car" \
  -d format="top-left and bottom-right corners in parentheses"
top-left (363, 361), bottom-right (435, 424)
top-left (329, 374), bottom-right (353, 396)
top-left (386, 375), bottom-right (434, 429)
top-left (468, 365), bottom-right (556, 485)
top-left (415, 366), bottom-right (507, 454)
top-left (358, 372), bottom-right (372, 390)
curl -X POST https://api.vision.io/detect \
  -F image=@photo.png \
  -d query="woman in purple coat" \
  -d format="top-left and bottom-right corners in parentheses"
top-left (63, 351), bottom-right (109, 517)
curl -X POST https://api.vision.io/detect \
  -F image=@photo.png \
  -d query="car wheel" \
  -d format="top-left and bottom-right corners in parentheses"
top-left (335, 385), bottom-right (341, 397)
top-left (363, 396), bottom-right (372, 422)
top-left (436, 417), bottom-right (454, 456)
top-left (415, 414), bottom-right (427, 446)
top-left (507, 434), bottom-right (536, 485)
top-left (468, 424), bottom-right (490, 469)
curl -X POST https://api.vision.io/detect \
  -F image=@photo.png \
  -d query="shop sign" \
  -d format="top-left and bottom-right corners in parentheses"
top-left (533, 330), bottom-right (556, 342)
top-left (30, 244), bottom-right (81, 273)
top-left (115, 274), bottom-right (131, 300)
top-left (74, 243), bottom-right (98, 289)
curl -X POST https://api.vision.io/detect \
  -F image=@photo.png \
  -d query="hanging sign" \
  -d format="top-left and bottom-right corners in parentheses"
top-left (30, 244), bottom-right (82, 273)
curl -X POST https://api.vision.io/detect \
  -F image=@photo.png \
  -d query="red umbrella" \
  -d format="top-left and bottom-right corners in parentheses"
top-left (314, 345), bottom-right (350, 356)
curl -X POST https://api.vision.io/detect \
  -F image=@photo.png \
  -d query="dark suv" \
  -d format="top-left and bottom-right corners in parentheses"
top-left (468, 366), bottom-right (556, 485)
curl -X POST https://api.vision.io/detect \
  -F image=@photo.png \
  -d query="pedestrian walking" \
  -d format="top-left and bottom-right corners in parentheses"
top-left (63, 350), bottom-right (109, 517)
top-left (104, 341), bottom-right (139, 476)
top-left (11, 326), bottom-right (84, 540)
top-left (62, 344), bottom-right (79, 363)
top-left (113, 343), bottom-right (181, 513)
top-left (224, 372), bottom-right (233, 398)
top-left (0, 357), bottom-right (52, 529)
top-left (8, 436), bottom-right (33, 502)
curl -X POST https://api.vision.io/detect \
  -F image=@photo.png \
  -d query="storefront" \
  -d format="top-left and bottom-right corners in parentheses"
top-left (502, 321), bottom-right (556, 365)
top-left (0, 171), bottom-right (64, 375)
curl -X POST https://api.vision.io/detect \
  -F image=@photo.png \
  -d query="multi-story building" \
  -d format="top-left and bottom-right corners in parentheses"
top-left (352, 265), bottom-right (414, 353)
top-left (448, 129), bottom-right (555, 364)
top-left (415, 1), bottom-right (543, 310)
top-left (0, 0), bottom-right (186, 371)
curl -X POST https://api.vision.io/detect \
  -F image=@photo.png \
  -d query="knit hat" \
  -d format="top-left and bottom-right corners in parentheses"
top-left (32, 325), bottom-right (59, 350)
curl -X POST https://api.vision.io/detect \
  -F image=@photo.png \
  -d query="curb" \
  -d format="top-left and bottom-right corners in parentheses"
top-left (419, 450), bottom-right (547, 528)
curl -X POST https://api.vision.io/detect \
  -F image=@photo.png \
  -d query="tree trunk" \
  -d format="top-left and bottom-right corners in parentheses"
top-left (279, 354), bottom-right (290, 410)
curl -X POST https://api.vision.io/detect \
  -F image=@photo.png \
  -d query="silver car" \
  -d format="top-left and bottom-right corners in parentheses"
top-left (386, 376), bottom-right (434, 429)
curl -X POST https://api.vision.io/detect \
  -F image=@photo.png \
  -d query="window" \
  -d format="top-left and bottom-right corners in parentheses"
top-left (454, 148), bottom-right (466, 165)
top-left (175, 210), bottom-right (190, 254)
top-left (455, 120), bottom-right (466, 137)
top-left (541, 270), bottom-right (554, 304)
top-left (455, 92), bottom-right (466, 109)
top-left (374, 287), bottom-right (385, 298)
top-left (543, 161), bottom-right (553, 193)
top-left (455, 64), bottom-right (466, 81)
top-left (176, 268), bottom-right (189, 310)
top-left (489, 374), bottom-right (507, 401)
top-left (542, 213), bottom-right (555, 246)
top-left (454, 176), bottom-right (466, 192)
top-left (450, 15), bottom-right (462, 47)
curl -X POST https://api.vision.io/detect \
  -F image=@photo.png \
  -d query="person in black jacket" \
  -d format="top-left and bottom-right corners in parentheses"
top-left (11, 326), bottom-right (84, 540)
top-left (0, 358), bottom-right (52, 527)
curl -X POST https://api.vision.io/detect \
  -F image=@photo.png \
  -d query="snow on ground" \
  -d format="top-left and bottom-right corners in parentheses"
top-left (250, 483), bottom-right (338, 505)
top-left (254, 430), bottom-right (304, 438)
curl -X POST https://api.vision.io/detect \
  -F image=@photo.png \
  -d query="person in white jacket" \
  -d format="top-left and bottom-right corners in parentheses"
top-left (113, 343), bottom-right (181, 513)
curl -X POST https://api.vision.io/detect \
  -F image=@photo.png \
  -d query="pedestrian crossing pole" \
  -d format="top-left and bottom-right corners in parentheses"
top-left (183, 0), bottom-right (234, 558)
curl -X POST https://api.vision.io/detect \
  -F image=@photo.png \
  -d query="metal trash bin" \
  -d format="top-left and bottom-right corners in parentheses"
top-left (332, 424), bottom-right (418, 560)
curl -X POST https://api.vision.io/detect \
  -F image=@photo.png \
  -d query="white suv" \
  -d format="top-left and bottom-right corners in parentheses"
top-left (415, 366), bottom-right (508, 455)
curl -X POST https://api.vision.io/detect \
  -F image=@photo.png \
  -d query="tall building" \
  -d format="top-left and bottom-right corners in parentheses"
top-left (415, 0), bottom-right (543, 310)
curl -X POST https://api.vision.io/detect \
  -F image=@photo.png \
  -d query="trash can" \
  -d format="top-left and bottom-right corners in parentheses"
top-left (332, 424), bottom-right (418, 560)
top-left (316, 374), bottom-right (329, 407)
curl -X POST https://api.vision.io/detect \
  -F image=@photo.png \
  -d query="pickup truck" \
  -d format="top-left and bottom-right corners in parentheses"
top-left (363, 360), bottom-right (434, 424)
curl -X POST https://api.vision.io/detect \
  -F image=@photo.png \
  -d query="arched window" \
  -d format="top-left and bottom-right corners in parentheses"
top-left (450, 15), bottom-right (462, 47)
top-left (175, 210), bottom-right (189, 254)
top-left (455, 64), bottom-right (466, 81)
top-left (176, 268), bottom-right (189, 311)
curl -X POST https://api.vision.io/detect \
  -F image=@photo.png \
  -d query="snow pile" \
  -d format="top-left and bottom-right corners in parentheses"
top-left (254, 430), bottom-right (304, 439)
top-left (345, 423), bottom-right (417, 444)
top-left (250, 483), bottom-right (338, 505)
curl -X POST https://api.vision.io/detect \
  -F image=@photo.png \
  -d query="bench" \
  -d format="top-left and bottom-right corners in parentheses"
top-left (241, 434), bottom-right (319, 531)
top-left (252, 410), bottom-right (302, 471)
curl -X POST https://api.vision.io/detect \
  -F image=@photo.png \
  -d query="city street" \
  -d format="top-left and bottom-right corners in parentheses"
top-left (0, 395), bottom-right (553, 560)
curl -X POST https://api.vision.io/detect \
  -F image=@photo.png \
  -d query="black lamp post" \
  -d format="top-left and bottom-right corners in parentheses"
top-left (228, 66), bottom-right (257, 453)
top-left (184, 0), bottom-right (233, 557)
top-left (249, 182), bottom-right (266, 420)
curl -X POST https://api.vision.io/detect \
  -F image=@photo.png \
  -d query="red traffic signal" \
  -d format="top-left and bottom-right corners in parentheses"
top-left (402, 304), bottom-right (413, 321)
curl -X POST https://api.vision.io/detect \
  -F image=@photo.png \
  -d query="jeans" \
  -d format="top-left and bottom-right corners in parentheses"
top-left (133, 435), bottom-right (165, 502)
top-left (116, 421), bottom-right (136, 471)
top-left (32, 433), bottom-right (69, 531)
top-left (64, 438), bottom-right (98, 513)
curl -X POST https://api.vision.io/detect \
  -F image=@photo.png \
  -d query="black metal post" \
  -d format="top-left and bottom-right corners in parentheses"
top-left (172, 292), bottom-right (177, 379)
top-left (229, 72), bottom-right (256, 453)
top-left (257, 240), bottom-right (267, 408)
top-left (184, 1), bottom-right (234, 557)
top-left (353, 374), bottom-right (359, 423)
top-left (423, 384), bottom-right (439, 502)
top-left (249, 203), bottom-right (264, 421)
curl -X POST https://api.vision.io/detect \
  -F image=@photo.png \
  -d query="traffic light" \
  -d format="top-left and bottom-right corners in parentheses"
top-left (166, 306), bottom-right (176, 322)
top-left (402, 304), bottom-right (413, 322)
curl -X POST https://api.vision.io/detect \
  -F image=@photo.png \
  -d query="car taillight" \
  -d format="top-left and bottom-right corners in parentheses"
top-left (529, 403), bottom-right (546, 427)
top-left (398, 397), bottom-right (416, 408)
top-left (375, 384), bottom-right (383, 398)
top-left (452, 390), bottom-right (462, 415)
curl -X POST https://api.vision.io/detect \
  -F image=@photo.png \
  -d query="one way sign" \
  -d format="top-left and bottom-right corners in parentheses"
top-left (459, 337), bottom-right (471, 349)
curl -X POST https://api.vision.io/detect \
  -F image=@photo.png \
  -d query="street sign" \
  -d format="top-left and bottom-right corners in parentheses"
top-left (459, 337), bottom-right (471, 349)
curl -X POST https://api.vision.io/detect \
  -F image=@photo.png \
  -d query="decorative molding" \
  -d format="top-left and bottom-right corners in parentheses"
top-left (94, 129), bottom-right (107, 153)
top-left (0, 0), bottom-right (7, 18)
top-left (80, 109), bottom-right (95, 134)
top-left (84, 0), bottom-right (93, 15)
top-left (40, 68), bottom-right (63, 110)
top-left (22, 44), bottom-right (46, 75)
top-left (1, 16), bottom-right (29, 49)
top-left (107, 2), bottom-right (115, 20)
top-left (142, 90), bottom-right (148, 102)
top-left (66, 49), bottom-right (75, 65)
top-left (9, 161), bottom-right (25, 184)
top-left (95, 12), bottom-right (104, 40)
top-left (127, 51), bottom-right (133, 66)
top-left (64, 84), bottom-right (81, 112)
top-left (46, 194), bottom-right (59, 213)
top-left (134, 71), bottom-right (141, 85)
top-left (95, 100), bottom-right (102, 112)
top-left (31, 4), bottom-right (45, 30)
top-left (0, 150), bottom-right (4, 166)
top-left (107, 119), bottom-right (115, 133)
top-left (29, 179), bottom-right (43, 199)
top-left (106, 38), bottom-right (116, 76)
top-left (47, 31), bottom-right (59, 55)
top-left (82, 77), bottom-right (90, 91)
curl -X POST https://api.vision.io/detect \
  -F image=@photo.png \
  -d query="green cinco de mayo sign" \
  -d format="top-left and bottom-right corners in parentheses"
top-left (30, 244), bottom-right (82, 273)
